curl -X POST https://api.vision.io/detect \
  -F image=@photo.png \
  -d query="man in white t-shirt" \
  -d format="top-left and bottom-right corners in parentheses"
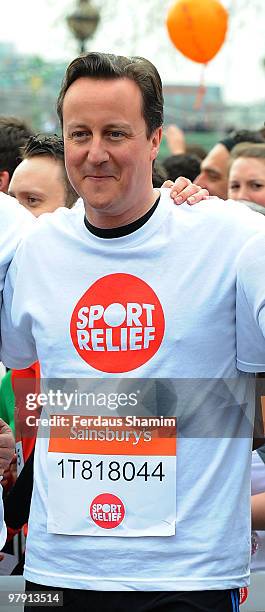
top-left (0, 192), bottom-right (29, 549)
top-left (1, 53), bottom-right (265, 611)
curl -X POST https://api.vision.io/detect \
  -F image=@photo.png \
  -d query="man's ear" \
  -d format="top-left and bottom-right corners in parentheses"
top-left (0, 171), bottom-right (10, 193)
top-left (150, 127), bottom-right (163, 162)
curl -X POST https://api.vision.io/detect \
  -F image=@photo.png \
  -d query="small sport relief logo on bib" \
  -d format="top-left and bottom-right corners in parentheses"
top-left (90, 493), bottom-right (125, 529)
top-left (70, 273), bottom-right (165, 373)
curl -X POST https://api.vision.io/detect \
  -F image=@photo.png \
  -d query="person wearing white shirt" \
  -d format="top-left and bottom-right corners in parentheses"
top-left (0, 192), bottom-right (32, 550)
top-left (2, 52), bottom-right (265, 612)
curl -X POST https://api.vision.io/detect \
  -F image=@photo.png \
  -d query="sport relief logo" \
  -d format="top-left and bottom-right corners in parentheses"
top-left (70, 273), bottom-right (165, 373)
top-left (90, 493), bottom-right (125, 529)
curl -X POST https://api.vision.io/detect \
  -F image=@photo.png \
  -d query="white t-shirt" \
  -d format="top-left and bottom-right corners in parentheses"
top-left (2, 191), bottom-right (265, 591)
top-left (0, 192), bottom-right (33, 326)
top-left (234, 198), bottom-right (265, 369)
top-left (236, 233), bottom-right (265, 372)
top-left (0, 193), bottom-right (33, 547)
top-left (236, 230), bottom-right (265, 573)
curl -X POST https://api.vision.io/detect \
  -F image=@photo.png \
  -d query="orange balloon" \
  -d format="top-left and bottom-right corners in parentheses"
top-left (166, 0), bottom-right (228, 64)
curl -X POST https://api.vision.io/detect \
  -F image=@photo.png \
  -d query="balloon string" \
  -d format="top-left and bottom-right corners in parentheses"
top-left (193, 63), bottom-right (207, 110)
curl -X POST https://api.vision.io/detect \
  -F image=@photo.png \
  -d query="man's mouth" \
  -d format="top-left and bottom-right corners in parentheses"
top-left (86, 175), bottom-right (113, 180)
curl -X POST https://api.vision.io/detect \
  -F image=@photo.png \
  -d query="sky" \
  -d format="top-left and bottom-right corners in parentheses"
top-left (0, 0), bottom-right (264, 104)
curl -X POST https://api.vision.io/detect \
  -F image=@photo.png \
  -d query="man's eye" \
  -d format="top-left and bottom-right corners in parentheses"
top-left (71, 131), bottom-right (89, 140)
top-left (109, 131), bottom-right (124, 139)
top-left (229, 184), bottom-right (239, 191)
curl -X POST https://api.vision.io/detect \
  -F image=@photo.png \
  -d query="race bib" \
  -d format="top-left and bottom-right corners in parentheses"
top-left (47, 415), bottom-right (177, 537)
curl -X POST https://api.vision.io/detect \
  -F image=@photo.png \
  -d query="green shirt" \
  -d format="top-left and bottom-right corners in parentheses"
top-left (0, 370), bottom-right (15, 434)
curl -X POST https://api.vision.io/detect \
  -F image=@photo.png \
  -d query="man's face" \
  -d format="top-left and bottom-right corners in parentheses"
top-left (194, 144), bottom-right (229, 199)
top-left (9, 157), bottom-right (66, 217)
top-left (62, 77), bottom-right (162, 226)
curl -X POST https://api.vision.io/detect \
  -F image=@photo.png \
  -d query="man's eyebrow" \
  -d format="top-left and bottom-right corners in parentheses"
top-left (66, 122), bottom-right (132, 130)
top-left (104, 123), bottom-right (131, 130)
top-left (202, 167), bottom-right (221, 177)
top-left (65, 123), bottom-right (89, 129)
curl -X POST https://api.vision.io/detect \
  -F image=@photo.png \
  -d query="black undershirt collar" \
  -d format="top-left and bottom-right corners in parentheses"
top-left (84, 195), bottom-right (161, 239)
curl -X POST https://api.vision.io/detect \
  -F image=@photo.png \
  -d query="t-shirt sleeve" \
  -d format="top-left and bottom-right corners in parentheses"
top-left (0, 196), bottom-right (33, 311)
top-left (236, 233), bottom-right (265, 372)
top-left (0, 247), bottom-right (38, 369)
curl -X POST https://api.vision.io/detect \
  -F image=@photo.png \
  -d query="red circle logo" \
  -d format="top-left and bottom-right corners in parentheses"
top-left (90, 493), bottom-right (125, 529)
top-left (70, 273), bottom-right (165, 373)
top-left (239, 588), bottom-right (248, 605)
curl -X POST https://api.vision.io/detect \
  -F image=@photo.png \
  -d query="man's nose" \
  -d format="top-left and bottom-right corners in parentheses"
top-left (194, 173), bottom-right (207, 189)
top-left (87, 137), bottom-right (110, 165)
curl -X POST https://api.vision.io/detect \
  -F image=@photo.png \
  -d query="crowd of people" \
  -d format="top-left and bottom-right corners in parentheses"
top-left (0, 51), bottom-right (265, 611)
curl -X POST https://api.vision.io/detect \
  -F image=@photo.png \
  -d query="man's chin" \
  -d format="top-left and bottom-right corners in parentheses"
top-left (84, 198), bottom-right (113, 210)
top-left (83, 197), bottom-right (117, 220)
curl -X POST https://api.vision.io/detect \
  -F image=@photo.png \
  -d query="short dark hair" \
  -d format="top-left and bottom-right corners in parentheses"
top-left (0, 116), bottom-right (33, 179)
top-left (220, 129), bottom-right (265, 153)
top-left (21, 133), bottom-right (78, 209)
top-left (22, 133), bottom-right (66, 161)
top-left (163, 154), bottom-right (201, 183)
top-left (57, 52), bottom-right (164, 138)
top-left (152, 161), bottom-right (168, 188)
